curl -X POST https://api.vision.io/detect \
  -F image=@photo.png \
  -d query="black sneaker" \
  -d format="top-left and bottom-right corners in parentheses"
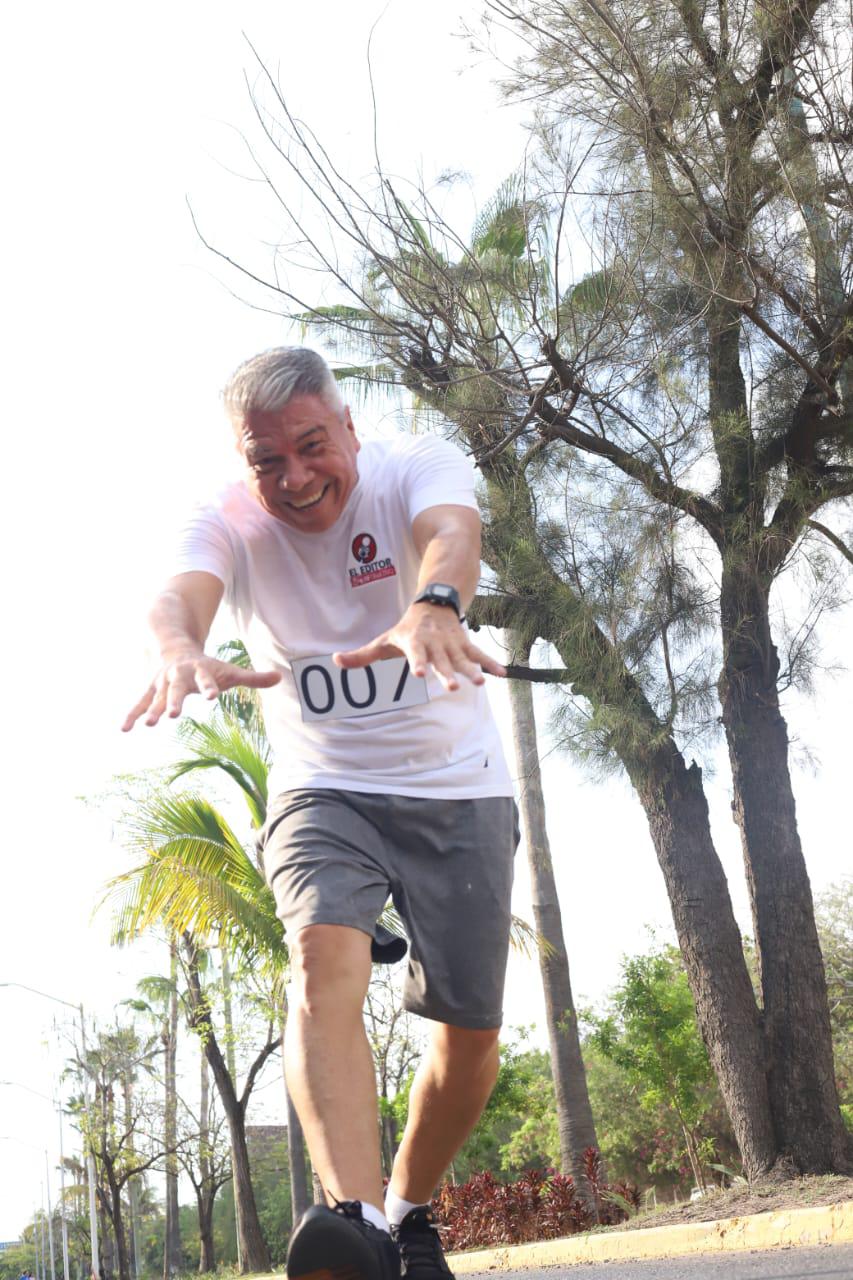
top-left (390, 1207), bottom-right (454, 1280)
top-left (287, 1201), bottom-right (401, 1280)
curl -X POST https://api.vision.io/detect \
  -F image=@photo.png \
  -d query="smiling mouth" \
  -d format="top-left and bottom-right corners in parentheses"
top-left (285, 484), bottom-right (330, 511)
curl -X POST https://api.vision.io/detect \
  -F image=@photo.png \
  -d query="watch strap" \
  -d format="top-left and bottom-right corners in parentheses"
top-left (413, 582), bottom-right (462, 618)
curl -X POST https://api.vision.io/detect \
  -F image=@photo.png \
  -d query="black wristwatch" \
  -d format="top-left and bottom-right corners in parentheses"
top-left (413, 582), bottom-right (462, 619)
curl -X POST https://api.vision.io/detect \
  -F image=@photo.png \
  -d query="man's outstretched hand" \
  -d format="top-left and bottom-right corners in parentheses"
top-left (122, 654), bottom-right (281, 731)
top-left (334, 603), bottom-right (505, 692)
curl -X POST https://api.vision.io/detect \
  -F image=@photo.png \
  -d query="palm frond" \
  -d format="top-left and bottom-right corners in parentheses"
top-left (377, 902), bottom-right (406, 939)
top-left (217, 639), bottom-right (252, 669)
top-left (135, 975), bottom-right (177, 1006)
top-left (294, 305), bottom-right (376, 325)
top-left (332, 363), bottom-right (404, 410)
top-left (397, 202), bottom-right (433, 255)
top-left (214, 640), bottom-right (264, 726)
top-left (293, 305), bottom-right (381, 346)
top-left (103, 792), bottom-right (285, 964)
top-left (171, 712), bottom-right (270, 828)
top-left (566, 268), bottom-right (624, 316)
top-left (471, 175), bottom-right (530, 258)
top-left (332, 363), bottom-right (399, 386)
top-left (510, 911), bottom-right (551, 958)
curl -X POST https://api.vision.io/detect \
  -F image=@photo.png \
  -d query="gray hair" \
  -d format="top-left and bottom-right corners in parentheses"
top-left (222, 347), bottom-right (344, 423)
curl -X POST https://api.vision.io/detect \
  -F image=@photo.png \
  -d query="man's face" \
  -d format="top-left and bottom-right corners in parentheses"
top-left (237, 393), bottom-right (360, 532)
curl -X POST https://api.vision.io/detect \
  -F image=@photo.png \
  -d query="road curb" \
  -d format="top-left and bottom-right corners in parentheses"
top-left (448, 1198), bottom-right (853, 1271)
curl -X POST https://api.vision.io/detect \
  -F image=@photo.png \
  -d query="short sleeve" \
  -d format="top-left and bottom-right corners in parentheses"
top-left (172, 505), bottom-right (235, 592)
top-left (397, 435), bottom-right (479, 522)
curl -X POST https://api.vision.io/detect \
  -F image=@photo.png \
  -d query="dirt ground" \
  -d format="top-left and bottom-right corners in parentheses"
top-left (614, 1174), bottom-right (853, 1232)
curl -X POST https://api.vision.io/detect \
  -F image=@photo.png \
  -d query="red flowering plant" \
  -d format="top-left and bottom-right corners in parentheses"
top-left (433, 1150), bottom-right (640, 1250)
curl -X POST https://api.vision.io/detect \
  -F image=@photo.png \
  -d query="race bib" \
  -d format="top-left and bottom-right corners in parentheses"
top-left (291, 654), bottom-right (430, 722)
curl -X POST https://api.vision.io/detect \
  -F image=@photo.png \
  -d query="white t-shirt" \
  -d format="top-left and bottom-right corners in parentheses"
top-left (173, 434), bottom-right (513, 800)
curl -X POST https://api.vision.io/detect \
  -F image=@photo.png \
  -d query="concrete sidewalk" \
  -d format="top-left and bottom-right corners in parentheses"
top-left (448, 1198), bottom-right (853, 1272)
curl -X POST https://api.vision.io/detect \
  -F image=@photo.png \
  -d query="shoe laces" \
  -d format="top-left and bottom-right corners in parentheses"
top-left (394, 1208), bottom-right (451, 1276)
top-left (328, 1196), bottom-right (390, 1243)
top-left (328, 1194), bottom-right (365, 1218)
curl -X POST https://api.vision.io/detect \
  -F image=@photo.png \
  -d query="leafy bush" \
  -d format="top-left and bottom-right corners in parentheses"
top-left (433, 1150), bottom-right (639, 1250)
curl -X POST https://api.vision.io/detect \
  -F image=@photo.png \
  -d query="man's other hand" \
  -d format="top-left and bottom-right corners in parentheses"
top-left (122, 655), bottom-right (281, 731)
top-left (333, 604), bottom-right (506, 693)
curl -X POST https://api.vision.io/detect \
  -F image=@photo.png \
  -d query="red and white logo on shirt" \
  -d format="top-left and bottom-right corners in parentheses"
top-left (349, 531), bottom-right (397, 587)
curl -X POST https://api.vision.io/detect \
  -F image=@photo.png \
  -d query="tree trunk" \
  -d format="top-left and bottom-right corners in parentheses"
top-left (120, 1073), bottom-right (140, 1280)
top-left (719, 574), bottom-right (851, 1171)
top-left (101, 1165), bottom-right (128, 1280)
top-left (228, 1119), bottom-right (270, 1272)
top-left (380, 1110), bottom-right (398, 1182)
top-left (197, 1194), bottom-right (215, 1274)
top-left (278, 990), bottom-right (311, 1228)
top-left (481, 458), bottom-right (778, 1179)
top-left (625, 739), bottom-right (778, 1178)
top-left (680, 1122), bottom-right (706, 1193)
top-left (184, 947), bottom-right (271, 1273)
top-left (506, 629), bottom-right (601, 1207)
top-left (97, 1083), bottom-right (115, 1280)
top-left (198, 1044), bottom-right (215, 1272)
top-left (97, 1201), bottom-right (113, 1280)
top-left (111, 1194), bottom-right (129, 1280)
top-left (127, 1182), bottom-right (141, 1280)
top-left (163, 938), bottom-right (182, 1279)
top-left (221, 953), bottom-right (243, 1272)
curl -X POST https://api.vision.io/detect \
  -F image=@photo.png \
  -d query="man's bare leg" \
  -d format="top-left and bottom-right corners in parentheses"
top-left (389, 1023), bottom-right (500, 1204)
top-left (284, 923), bottom-right (386, 1210)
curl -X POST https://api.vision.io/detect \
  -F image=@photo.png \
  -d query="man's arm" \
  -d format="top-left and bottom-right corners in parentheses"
top-left (411, 503), bottom-right (482, 607)
top-left (122, 571), bottom-right (280, 731)
top-left (334, 504), bottom-right (505, 691)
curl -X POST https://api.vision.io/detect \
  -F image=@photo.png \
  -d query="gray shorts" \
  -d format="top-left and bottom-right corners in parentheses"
top-left (259, 789), bottom-right (519, 1029)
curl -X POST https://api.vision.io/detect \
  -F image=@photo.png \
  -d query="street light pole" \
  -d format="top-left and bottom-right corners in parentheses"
top-left (44, 1151), bottom-right (57, 1280)
top-left (35, 1203), bottom-right (43, 1280)
top-left (34, 1203), bottom-right (43, 1280)
top-left (27, 1192), bottom-right (42, 1280)
top-left (0, 983), bottom-right (100, 1279)
top-left (39, 1185), bottom-right (47, 1280)
top-left (78, 1003), bottom-right (101, 1280)
top-left (58, 1100), bottom-right (70, 1280)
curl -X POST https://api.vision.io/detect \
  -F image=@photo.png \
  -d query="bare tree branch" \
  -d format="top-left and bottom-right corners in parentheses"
top-left (807, 519), bottom-right (853, 565)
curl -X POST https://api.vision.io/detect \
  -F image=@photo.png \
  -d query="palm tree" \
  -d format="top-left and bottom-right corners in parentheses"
top-left (165, 688), bottom-right (313, 1223)
top-left (507, 629), bottom-right (602, 1207)
top-left (105, 692), bottom-right (311, 1256)
top-left (105, 757), bottom-right (282, 1269)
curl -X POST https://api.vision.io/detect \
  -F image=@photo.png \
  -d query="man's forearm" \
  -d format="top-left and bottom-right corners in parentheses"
top-left (149, 590), bottom-right (208, 662)
top-left (414, 528), bottom-right (481, 609)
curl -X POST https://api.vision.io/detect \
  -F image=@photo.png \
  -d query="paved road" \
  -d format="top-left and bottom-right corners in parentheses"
top-left (463, 1243), bottom-right (853, 1279)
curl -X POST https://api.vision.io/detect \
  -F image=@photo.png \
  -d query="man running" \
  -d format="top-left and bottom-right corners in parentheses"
top-left (124, 347), bottom-right (517, 1280)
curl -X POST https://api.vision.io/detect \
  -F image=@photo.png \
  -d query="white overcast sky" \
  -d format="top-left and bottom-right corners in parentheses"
top-left (1, 0), bottom-right (850, 1244)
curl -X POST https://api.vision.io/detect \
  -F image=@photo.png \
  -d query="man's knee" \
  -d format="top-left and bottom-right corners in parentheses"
top-left (288, 924), bottom-right (372, 1017)
top-left (432, 1023), bottom-right (501, 1071)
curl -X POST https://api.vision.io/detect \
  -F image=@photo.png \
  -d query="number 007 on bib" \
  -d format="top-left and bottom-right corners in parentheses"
top-left (291, 654), bottom-right (430, 722)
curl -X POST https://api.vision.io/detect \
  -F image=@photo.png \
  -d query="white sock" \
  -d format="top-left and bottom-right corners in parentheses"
top-left (359, 1201), bottom-right (390, 1234)
top-left (384, 1187), bottom-right (428, 1227)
